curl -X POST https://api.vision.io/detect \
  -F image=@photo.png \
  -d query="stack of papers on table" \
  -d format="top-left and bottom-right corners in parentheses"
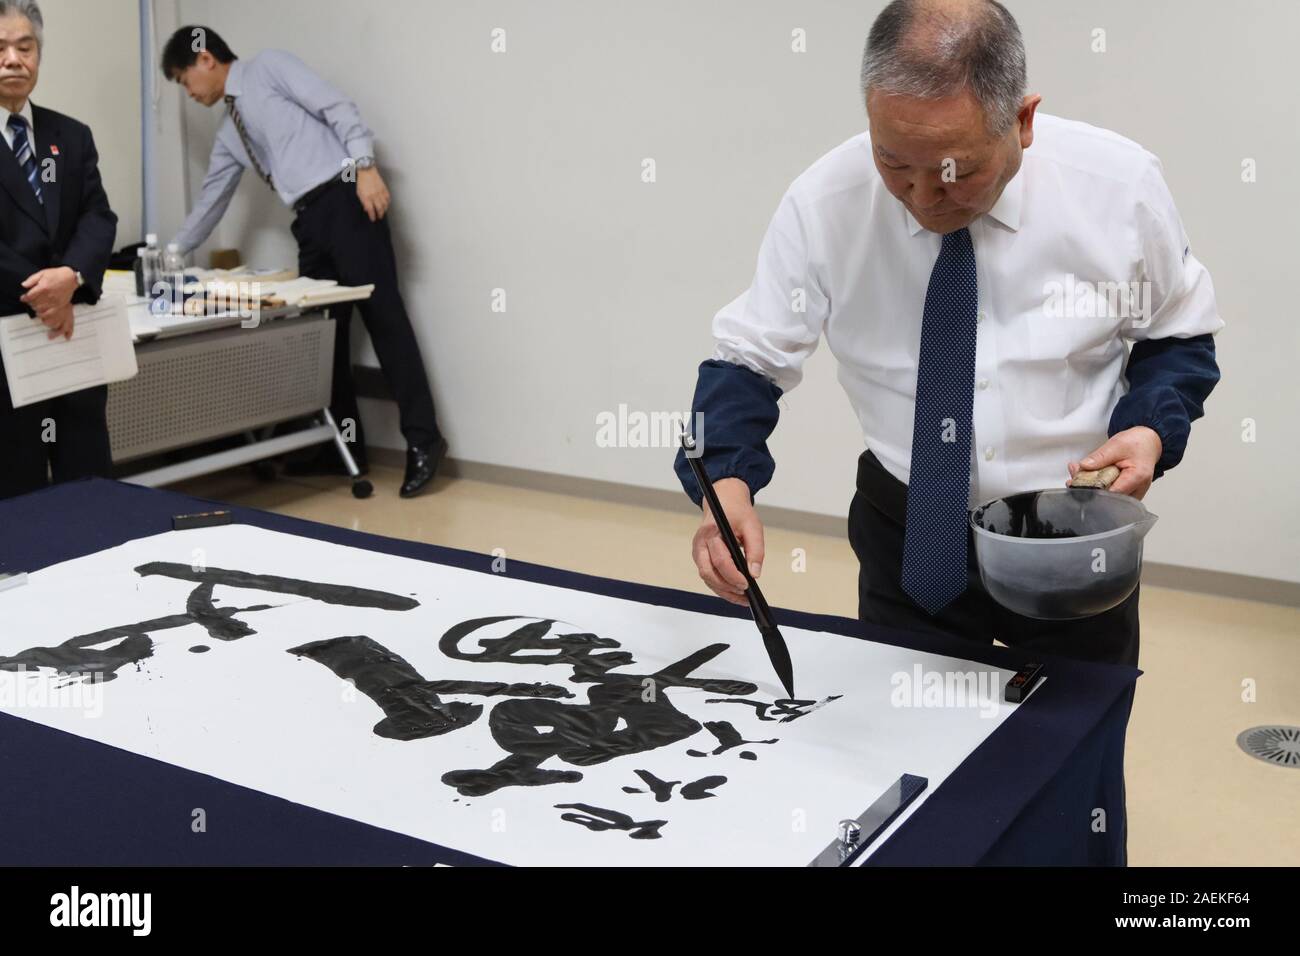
top-left (194, 271), bottom-right (373, 310)
top-left (102, 269), bottom-right (138, 297)
top-left (125, 300), bottom-right (249, 342)
top-left (194, 266), bottom-right (299, 285)
top-left (256, 277), bottom-right (375, 308)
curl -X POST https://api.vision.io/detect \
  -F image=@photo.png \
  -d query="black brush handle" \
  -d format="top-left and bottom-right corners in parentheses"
top-left (682, 439), bottom-right (773, 628)
top-left (682, 431), bottom-right (795, 699)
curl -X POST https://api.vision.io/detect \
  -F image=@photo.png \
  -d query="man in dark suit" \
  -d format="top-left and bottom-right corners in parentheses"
top-left (0, 0), bottom-right (118, 500)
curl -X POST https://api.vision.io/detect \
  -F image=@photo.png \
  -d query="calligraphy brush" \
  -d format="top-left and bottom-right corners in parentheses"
top-left (680, 429), bottom-right (796, 699)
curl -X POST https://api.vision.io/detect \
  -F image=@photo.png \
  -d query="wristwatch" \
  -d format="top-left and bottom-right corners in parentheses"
top-left (354, 156), bottom-right (376, 170)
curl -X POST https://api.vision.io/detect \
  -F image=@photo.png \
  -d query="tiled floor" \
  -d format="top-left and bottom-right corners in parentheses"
top-left (176, 463), bottom-right (1300, 866)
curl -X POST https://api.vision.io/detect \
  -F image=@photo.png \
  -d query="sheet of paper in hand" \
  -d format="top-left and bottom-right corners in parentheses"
top-left (0, 525), bottom-right (1024, 866)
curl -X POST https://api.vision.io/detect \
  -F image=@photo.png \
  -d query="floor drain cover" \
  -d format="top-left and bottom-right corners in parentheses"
top-left (1237, 725), bottom-right (1300, 768)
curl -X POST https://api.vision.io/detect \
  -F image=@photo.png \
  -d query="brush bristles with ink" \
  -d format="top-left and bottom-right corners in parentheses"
top-left (680, 429), bottom-right (796, 699)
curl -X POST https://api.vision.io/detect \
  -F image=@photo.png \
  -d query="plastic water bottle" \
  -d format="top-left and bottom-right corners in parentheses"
top-left (134, 246), bottom-right (147, 296)
top-left (161, 243), bottom-right (186, 312)
top-left (140, 233), bottom-right (161, 303)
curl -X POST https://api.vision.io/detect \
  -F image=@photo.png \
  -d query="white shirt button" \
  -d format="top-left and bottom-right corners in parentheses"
top-left (977, 378), bottom-right (989, 390)
top-left (977, 310), bottom-right (987, 323)
top-left (984, 446), bottom-right (995, 461)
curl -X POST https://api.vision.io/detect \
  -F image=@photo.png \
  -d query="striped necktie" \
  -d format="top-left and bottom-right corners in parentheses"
top-left (224, 95), bottom-right (274, 190)
top-left (7, 113), bottom-right (42, 204)
top-left (900, 227), bottom-right (979, 615)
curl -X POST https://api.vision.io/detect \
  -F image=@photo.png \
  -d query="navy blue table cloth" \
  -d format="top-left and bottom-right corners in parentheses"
top-left (0, 479), bottom-right (1139, 866)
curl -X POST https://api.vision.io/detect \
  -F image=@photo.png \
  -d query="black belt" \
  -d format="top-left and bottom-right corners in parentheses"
top-left (856, 449), bottom-right (909, 523)
top-left (292, 177), bottom-right (339, 214)
top-left (857, 449), bottom-right (981, 548)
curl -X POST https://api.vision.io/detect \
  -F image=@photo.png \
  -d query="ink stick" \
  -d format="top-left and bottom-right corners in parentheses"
top-left (172, 510), bottom-right (234, 531)
top-left (1004, 662), bottom-right (1044, 703)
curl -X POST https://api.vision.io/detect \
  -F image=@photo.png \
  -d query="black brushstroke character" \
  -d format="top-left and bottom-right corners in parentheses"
top-left (288, 634), bottom-right (572, 741)
top-left (704, 695), bottom-right (843, 723)
top-left (623, 770), bottom-right (727, 802)
top-left (621, 769), bottom-right (681, 802)
top-left (0, 564), bottom-right (419, 681)
top-left (435, 616), bottom-right (757, 796)
top-left (686, 720), bottom-right (778, 757)
top-left (555, 803), bottom-right (666, 840)
top-left (680, 775), bottom-right (727, 800)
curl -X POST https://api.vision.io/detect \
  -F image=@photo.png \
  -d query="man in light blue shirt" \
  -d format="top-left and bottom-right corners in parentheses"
top-left (164, 25), bottom-right (446, 497)
top-left (171, 46), bottom-right (377, 245)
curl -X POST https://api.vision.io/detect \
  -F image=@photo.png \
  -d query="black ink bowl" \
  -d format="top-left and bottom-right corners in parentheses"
top-left (969, 488), bottom-right (1158, 620)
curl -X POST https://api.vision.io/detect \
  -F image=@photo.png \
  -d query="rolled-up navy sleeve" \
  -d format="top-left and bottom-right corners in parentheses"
top-left (673, 360), bottom-right (784, 508)
top-left (1108, 156), bottom-right (1224, 478)
top-left (673, 187), bottom-right (829, 507)
top-left (1109, 334), bottom-right (1219, 478)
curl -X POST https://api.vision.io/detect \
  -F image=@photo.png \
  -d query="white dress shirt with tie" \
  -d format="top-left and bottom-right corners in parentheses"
top-left (173, 50), bottom-right (376, 253)
top-left (2, 99), bottom-right (36, 153)
top-left (711, 112), bottom-right (1225, 507)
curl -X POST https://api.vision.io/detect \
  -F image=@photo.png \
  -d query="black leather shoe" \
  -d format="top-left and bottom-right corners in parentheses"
top-left (284, 447), bottom-right (369, 478)
top-left (400, 437), bottom-right (447, 498)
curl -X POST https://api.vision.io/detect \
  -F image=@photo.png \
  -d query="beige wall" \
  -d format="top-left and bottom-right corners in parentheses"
top-left (165, 0), bottom-right (1299, 585)
top-left (31, 0), bottom-right (142, 248)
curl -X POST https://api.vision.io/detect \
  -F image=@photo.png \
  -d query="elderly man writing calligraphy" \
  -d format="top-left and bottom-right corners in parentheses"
top-left (674, 0), bottom-right (1222, 669)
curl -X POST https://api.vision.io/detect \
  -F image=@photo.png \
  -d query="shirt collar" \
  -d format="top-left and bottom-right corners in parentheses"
top-left (902, 161), bottom-right (1024, 236)
top-left (224, 60), bottom-right (245, 99)
top-left (6, 98), bottom-right (34, 131)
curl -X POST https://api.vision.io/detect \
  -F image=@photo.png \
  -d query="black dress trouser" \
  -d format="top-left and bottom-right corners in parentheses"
top-left (848, 449), bottom-right (1141, 667)
top-left (290, 178), bottom-right (442, 461)
top-left (0, 375), bottom-right (112, 501)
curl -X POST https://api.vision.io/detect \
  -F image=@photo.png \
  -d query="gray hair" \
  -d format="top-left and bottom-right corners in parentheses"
top-left (861, 0), bottom-right (1026, 135)
top-left (0, 0), bottom-right (43, 50)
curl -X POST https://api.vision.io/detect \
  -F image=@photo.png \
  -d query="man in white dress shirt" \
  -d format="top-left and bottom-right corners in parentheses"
top-left (674, 0), bottom-right (1222, 668)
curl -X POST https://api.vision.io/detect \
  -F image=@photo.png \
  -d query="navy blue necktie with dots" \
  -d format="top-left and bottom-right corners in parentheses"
top-left (7, 114), bottom-right (42, 204)
top-left (901, 226), bottom-right (979, 615)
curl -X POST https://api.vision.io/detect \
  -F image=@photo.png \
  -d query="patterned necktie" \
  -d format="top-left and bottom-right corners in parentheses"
top-left (901, 227), bottom-right (979, 615)
top-left (7, 113), bottom-right (42, 204)
top-left (224, 95), bottom-right (274, 189)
